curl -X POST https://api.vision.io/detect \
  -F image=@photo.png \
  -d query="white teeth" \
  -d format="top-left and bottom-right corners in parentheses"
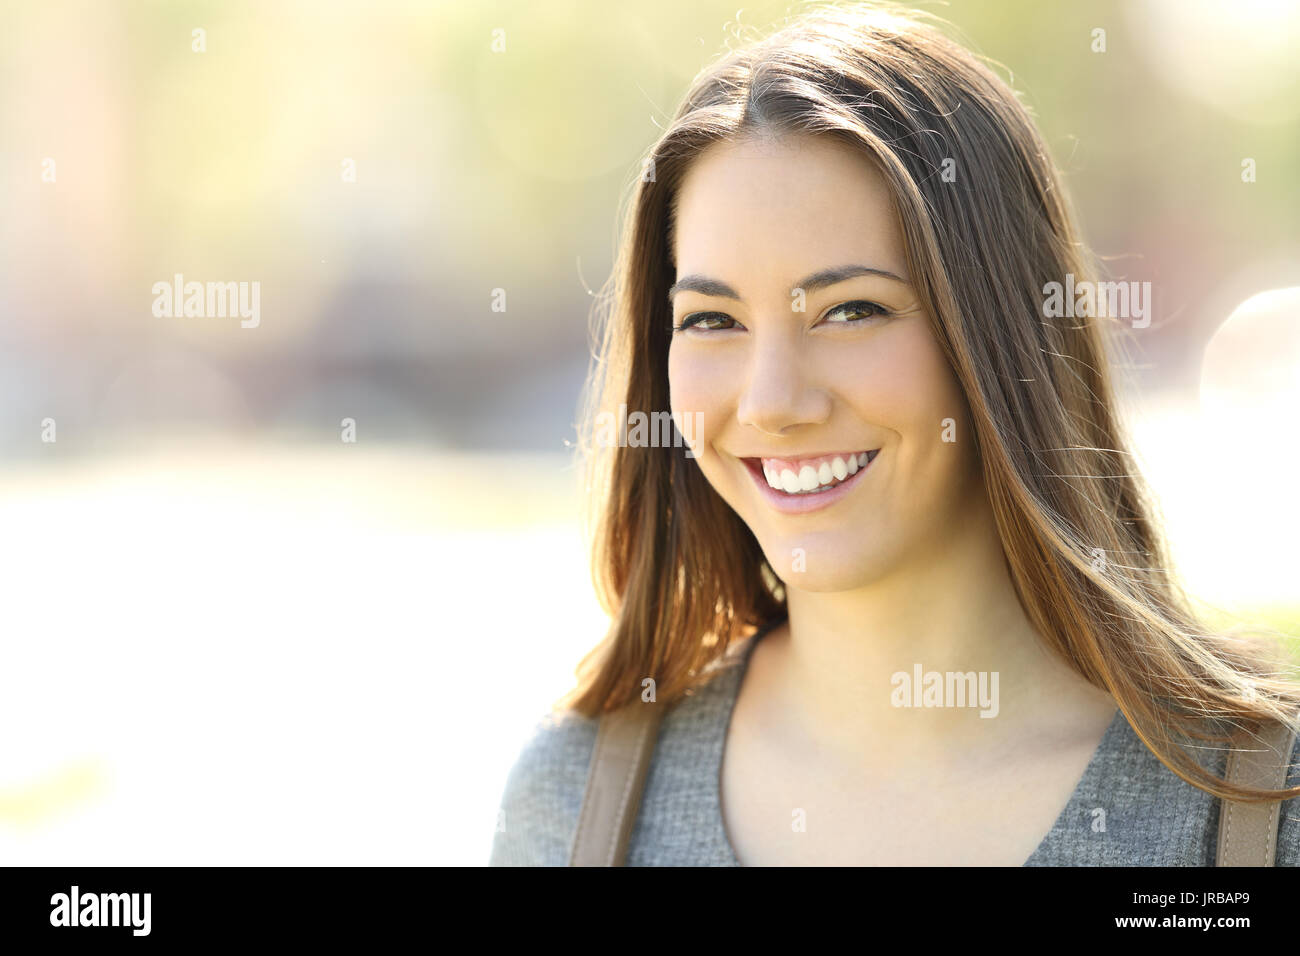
top-left (757, 451), bottom-right (875, 495)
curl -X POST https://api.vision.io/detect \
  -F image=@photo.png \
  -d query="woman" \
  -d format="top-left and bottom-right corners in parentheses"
top-left (490, 1), bottom-right (1300, 865)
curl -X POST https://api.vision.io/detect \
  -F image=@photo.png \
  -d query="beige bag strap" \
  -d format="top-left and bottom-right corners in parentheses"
top-left (569, 701), bottom-right (665, 866)
top-left (1216, 719), bottom-right (1297, 866)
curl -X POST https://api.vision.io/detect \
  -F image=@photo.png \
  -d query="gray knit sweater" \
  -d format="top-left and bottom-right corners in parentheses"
top-left (489, 630), bottom-right (1300, 866)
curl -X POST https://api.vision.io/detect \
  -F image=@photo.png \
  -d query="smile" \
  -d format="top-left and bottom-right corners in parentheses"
top-left (739, 449), bottom-right (880, 514)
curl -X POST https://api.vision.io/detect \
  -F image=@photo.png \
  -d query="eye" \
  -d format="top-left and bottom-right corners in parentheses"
top-left (669, 299), bottom-right (893, 335)
top-left (670, 312), bottom-right (741, 333)
top-left (821, 300), bottom-right (893, 324)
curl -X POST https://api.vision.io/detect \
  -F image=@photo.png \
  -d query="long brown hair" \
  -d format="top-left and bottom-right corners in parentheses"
top-left (563, 0), bottom-right (1300, 802)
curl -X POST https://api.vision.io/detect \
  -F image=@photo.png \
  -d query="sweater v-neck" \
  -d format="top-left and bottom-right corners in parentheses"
top-left (710, 622), bottom-right (1126, 866)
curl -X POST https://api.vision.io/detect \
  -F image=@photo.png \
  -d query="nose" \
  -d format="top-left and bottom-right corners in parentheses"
top-left (735, 333), bottom-right (832, 436)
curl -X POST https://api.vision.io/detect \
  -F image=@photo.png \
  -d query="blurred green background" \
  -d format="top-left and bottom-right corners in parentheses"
top-left (0, 0), bottom-right (1296, 864)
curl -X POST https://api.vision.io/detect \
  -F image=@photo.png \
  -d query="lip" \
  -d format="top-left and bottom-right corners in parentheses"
top-left (738, 450), bottom-right (879, 515)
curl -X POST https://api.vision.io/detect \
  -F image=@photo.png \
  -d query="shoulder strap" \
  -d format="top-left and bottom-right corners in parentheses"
top-left (569, 701), bottom-right (664, 866)
top-left (1216, 719), bottom-right (1297, 866)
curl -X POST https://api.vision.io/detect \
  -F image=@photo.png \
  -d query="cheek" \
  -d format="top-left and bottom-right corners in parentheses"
top-left (828, 319), bottom-right (963, 431)
top-left (668, 344), bottom-right (742, 496)
top-left (668, 345), bottom-right (731, 443)
top-left (831, 320), bottom-right (977, 504)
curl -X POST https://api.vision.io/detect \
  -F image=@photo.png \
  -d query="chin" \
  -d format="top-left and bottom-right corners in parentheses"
top-left (757, 533), bottom-right (894, 593)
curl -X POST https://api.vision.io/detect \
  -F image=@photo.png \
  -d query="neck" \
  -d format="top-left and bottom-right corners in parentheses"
top-left (766, 494), bottom-right (1114, 767)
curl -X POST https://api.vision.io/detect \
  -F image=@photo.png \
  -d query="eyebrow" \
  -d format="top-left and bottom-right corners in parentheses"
top-left (667, 264), bottom-right (909, 306)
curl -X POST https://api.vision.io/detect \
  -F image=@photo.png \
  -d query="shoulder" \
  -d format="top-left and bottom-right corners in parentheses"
top-left (1271, 730), bottom-right (1300, 866)
top-left (489, 707), bottom-right (600, 866)
top-left (488, 644), bottom-right (753, 867)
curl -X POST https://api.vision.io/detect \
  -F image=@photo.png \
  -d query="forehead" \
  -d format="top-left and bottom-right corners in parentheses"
top-left (670, 133), bottom-right (909, 284)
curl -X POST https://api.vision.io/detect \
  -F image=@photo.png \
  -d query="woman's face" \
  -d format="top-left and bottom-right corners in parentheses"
top-left (667, 132), bottom-right (983, 591)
